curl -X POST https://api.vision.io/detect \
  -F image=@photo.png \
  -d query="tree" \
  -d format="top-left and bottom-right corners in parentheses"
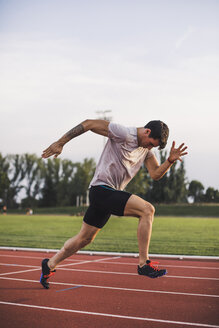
top-left (70, 158), bottom-right (96, 205)
top-left (0, 153), bottom-right (10, 205)
top-left (56, 159), bottom-right (76, 206)
top-left (39, 158), bottom-right (61, 207)
top-left (203, 187), bottom-right (219, 203)
top-left (21, 154), bottom-right (44, 207)
top-left (4, 154), bottom-right (27, 207)
top-left (167, 160), bottom-right (188, 203)
top-left (188, 180), bottom-right (204, 203)
top-left (125, 151), bottom-right (188, 204)
top-left (148, 151), bottom-right (188, 203)
top-left (149, 151), bottom-right (169, 203)
top-left (39, 157), bottom-right (96, 207)
top-left (1, 151), bottom-right (217, 207)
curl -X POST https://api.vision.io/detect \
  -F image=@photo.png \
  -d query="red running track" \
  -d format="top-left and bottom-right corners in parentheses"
top-left (0, 250), bottom-right (218, 328)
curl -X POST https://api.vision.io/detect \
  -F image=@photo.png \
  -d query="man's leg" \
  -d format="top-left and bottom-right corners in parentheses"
top-left (124, 194), bottom-right (155, 267)
top-left (124, 194), bottom-right (166, 278)
top-left (49, 222), bottom-right (100, 269)
top-left (40, 222), bottom-right (100, 288)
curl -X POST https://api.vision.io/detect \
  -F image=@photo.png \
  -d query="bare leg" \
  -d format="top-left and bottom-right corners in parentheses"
top-left (48, 222), bottom-right (100, 270)
top-left (124, 194), bottom-right (155, 267)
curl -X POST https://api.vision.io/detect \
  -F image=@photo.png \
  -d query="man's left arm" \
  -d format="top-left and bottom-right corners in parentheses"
top-left (145, 141), bottom-right (188, 181)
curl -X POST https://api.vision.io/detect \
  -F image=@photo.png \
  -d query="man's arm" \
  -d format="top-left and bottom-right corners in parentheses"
top-left (145, 141), bottom-right (188, 180)
top-left (42, 119), bottom-right (110, 159)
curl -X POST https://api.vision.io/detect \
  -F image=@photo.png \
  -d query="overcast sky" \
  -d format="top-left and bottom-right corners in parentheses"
top-left (0, 0), bottom-right (218, 190)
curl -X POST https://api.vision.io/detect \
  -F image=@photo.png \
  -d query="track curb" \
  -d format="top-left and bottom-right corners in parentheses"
top-left (0, 246), bottom-right (218, 260)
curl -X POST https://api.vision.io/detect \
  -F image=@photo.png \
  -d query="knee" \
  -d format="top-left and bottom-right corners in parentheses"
top-left (141, 202), bottom-right (155, 219)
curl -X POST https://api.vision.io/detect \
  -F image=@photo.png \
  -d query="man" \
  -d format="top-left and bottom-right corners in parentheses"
top-left (40, 119), bottom-right (188, 288)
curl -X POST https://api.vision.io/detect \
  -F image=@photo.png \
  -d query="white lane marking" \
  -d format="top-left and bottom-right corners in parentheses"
top-left (0, 256), bottom-right (120, 270)
top-left (0, 277), bottom-right (218, 298)
top-left (1, 254), bottom-right (218, 270)
top-left (0, 261), bottom-right (218, 281)
top-left (0, 268), bottom-right (40, 276)
top-left (0, 254), bottom-right (82, 262)
top-left (98, 261), bottom-right (219, 270)
top-left (167, 275), bottom-right (219, 280)
top-left (0, 301), bottom-right (218, 328)
top-left (0, 257), bottom-right (121, 276)
top-left (57, 267), bottom-right (219, 281)
top-left (0, 263), bottom-right (38, 268)
top-left (57, 256), bottom-right (121, 268)
top-left (0, 254), bottom-right (47, 260)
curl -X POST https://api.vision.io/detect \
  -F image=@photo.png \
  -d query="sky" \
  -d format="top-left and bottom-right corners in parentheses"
top-left (0, 0), bottom-right (219, 190)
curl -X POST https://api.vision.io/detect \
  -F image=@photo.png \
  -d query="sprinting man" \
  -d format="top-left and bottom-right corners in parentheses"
top-left (40, 119), bottom-right (188, 288)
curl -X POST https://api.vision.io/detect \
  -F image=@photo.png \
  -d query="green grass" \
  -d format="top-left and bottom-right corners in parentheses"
top-left (0, 215), bottom-right (218, 256)
top-left (7, 203), bottom-right (219, 217)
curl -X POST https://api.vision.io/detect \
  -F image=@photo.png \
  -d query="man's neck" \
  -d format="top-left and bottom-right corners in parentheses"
top-left (137, 127), bottom-right (144, 147)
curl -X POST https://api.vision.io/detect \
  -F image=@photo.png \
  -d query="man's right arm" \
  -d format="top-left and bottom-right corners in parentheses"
top-left (42, 119), bottom-right (110, 158)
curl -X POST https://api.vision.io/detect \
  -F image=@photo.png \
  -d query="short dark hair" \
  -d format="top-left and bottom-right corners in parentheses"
top-left (144, 120), bottom-right (169, 149)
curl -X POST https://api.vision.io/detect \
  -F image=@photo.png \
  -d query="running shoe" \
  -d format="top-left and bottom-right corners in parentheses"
top-left (138, 260), bottom-right (167, 278)
top-left (40, 258), bottom-right (56, 289)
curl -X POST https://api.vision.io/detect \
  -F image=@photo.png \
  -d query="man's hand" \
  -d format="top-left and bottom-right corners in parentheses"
top-left (168, 141), bottom-right (188, 163)
top-left (42, 141), bottom-right (63, 159)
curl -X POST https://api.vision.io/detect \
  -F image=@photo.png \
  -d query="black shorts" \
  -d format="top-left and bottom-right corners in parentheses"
top-left (83, 185), bottom-right (132, 229)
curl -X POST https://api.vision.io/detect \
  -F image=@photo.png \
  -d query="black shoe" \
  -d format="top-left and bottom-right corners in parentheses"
top-left (138, 260), bottom-right (167, 278)
top-left (40, 258), bottom-right (56, 289)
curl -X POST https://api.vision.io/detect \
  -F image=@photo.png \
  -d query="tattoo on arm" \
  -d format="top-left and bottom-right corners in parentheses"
top-left (59, 124), bottom-right (85, 145)
top-left (65, 124), bottom-right (85, 140)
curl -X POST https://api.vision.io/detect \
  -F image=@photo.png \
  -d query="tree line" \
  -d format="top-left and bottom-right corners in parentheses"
top-left (0, 152), bottom-right (218, 209)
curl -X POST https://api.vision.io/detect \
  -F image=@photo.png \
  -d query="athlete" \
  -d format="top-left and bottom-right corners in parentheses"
top-left (40, 119), bottom-right (188, 288)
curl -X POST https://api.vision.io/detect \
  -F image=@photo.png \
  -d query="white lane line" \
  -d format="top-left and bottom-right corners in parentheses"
top-left (0, 255), bottom-right (46, 260)
top-left (0, 277), bottom-right (218, 298)
top-left (0, 268), bottom-right (40, 276)
top-left (0, 257), bottom-right (121, 276)
top-left (99, 261), bottom-right (219, 270)
top-left (167, 275), bottom-right (219, 280)
top-left (57, 267), bottom-right (219, 281)
top-left (0, 301), bottom-right (218, 328)
top-left (0, 263), bottom-right (38, 268)
top-left (0, 256), bottom-right (120, 270)
top-left (0, 262), bottom-right (218, 281)
top-left (1, 253), bottom-right (218, 270)
top-left (57, 256), bottom-right (121, 268)
top-left (0, 254), bottom-right (83, 262)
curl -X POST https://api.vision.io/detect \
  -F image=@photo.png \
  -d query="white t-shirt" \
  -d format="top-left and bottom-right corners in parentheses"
top-left (89, 123), bottom-right (154, 190)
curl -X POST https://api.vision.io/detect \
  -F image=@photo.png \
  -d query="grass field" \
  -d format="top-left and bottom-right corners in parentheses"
top-left (0, 215), bottom-right (219, 256)
top-left (7, 203), bottom-right (219, 217)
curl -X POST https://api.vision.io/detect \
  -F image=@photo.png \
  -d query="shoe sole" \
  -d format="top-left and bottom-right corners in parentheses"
top-left (138, 270), bottom-right (167, 278)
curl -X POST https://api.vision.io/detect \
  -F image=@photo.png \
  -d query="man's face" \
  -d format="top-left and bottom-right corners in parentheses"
top-left (142, 129), bottom-right (160, 149)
